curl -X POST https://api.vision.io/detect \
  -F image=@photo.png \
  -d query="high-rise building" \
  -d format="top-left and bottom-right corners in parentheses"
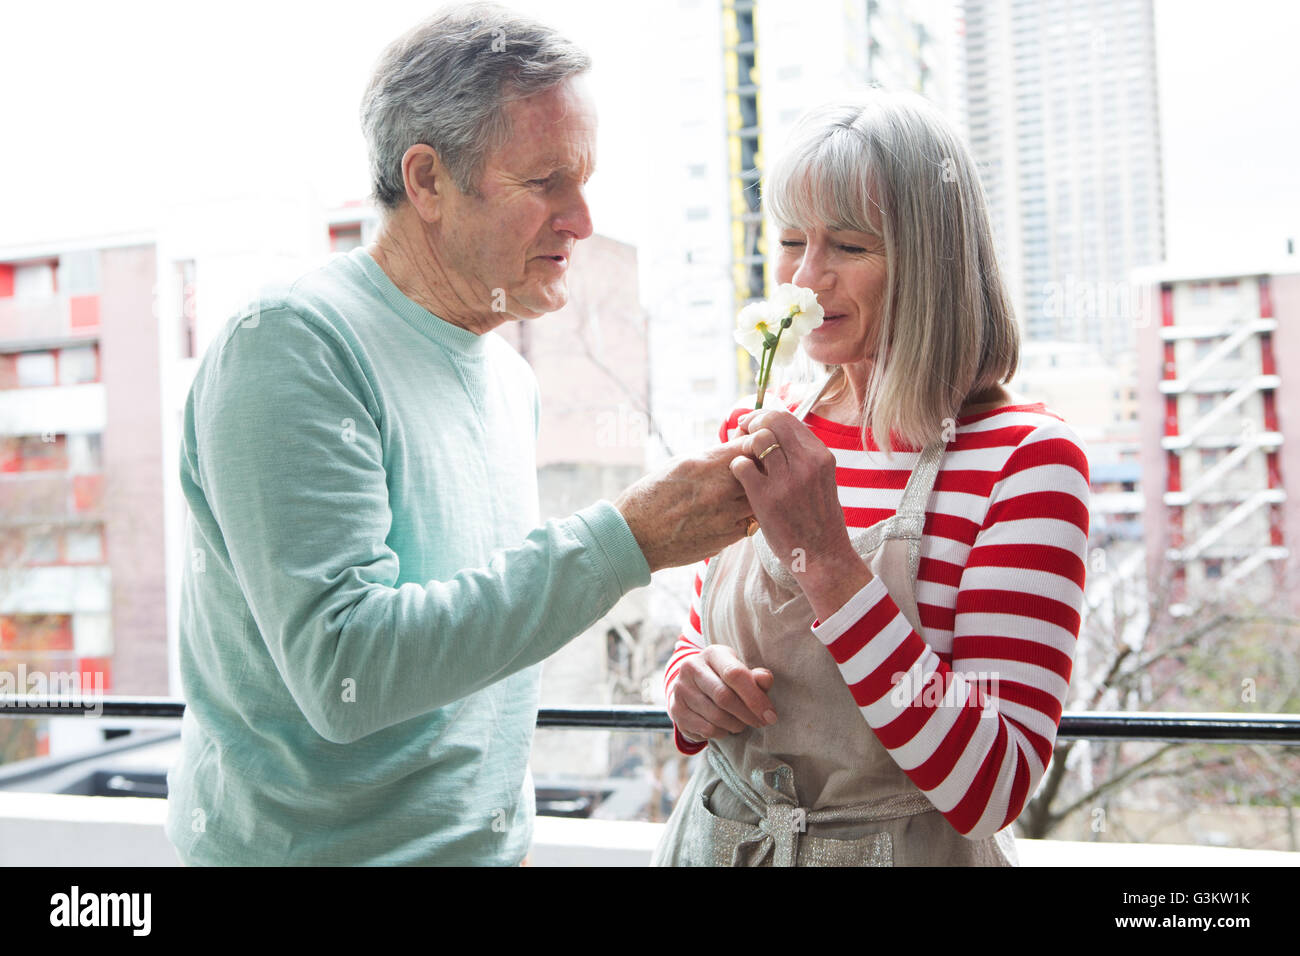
top-left (1134, 257), bottom-right (1300, 610)
top-left (961, 0), bottom-right (1165, 356)
top-left (0, 236), bottom-right (169, 758)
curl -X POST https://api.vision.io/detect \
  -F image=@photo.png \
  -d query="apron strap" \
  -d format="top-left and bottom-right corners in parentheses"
top-left (850, 437), bottom-right (946, 588)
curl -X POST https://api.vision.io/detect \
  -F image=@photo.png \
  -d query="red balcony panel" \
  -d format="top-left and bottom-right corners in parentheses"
top-left (0, 265), bottom-right (13, 298)
top-left (1166, 450), bottom-right (1182, 492)
top-left (0, 613), bottom-right (73, 651)
top-left (0, 472), bottom-right (68, 515)
top-left (78, 656), bottom-right (111, 692)
top-left (1267, 451), bottom-right (1282, 489)
top-left (1162, 340), bottom-right (1176, 379)
top-left (68, 295), bottom-right (100, 330)
top-left (1164, 395), bottom-right (1179, 436)
top-left (72, 473), bottom-right (104, 512)
top-left (1260, 332), bottom-right (1276, 376)
top-left (1172, 565), bottom-right (1187, 604)
top-left (1263, 391), bottom-right (1279, 432)
top-left (1161, 284), bottom-right (1174, 326)
top-left (1259, 276), bottom-right (1273, 319)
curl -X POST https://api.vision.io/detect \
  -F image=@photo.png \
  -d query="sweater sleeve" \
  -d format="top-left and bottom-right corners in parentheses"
top-left (187, 307), bottom-right (650, 745)
top-left (809, 421), bottom-right (1090, 839)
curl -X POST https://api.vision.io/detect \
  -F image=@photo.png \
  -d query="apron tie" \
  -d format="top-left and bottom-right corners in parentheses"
top-left (705, 746), bottom-right (937, 867)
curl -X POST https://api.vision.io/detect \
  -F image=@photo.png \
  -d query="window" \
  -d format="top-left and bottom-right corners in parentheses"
top-left (176, 259), bottom-right (197, 359)
top-left (16, 351), bottom-right (56, 387)
top-left (330, 224), bottom-right (363, 253)
top-left (59, 250), bottom-right (101, 295)
top-left (14, 261), bottom-right (56, 298)
top-left (59, 345), bottom-right (98, 385)
top-left (22, 529), bottom-right (60, 564)
top-left (65, 526), bottom-right (104, 563)
top-left (66, 433), bottom-right (103, 473)
top-left (1203, 558), bottom-right (1223, 579)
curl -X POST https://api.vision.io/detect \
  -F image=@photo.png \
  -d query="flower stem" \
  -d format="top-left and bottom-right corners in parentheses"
top-left (755, 327), bottom-right (786, 409)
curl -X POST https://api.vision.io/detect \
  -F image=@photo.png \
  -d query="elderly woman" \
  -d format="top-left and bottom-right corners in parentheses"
top-left (654, 90), bottom-right (1090, 867)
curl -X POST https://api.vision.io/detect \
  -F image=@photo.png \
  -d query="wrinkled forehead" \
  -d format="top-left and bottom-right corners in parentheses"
top-left (766, 135), bottom-right (885, 236)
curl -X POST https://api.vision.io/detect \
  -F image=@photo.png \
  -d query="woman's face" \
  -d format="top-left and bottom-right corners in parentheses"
top-left (774, 223), bottom-right (889, 368)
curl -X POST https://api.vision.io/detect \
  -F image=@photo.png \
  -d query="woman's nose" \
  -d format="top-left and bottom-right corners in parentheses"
top-left (792, 249), bottom-right (830, 290)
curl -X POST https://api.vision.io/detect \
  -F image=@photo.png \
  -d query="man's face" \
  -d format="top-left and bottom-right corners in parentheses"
top-left (436, 76), bottom-right (597, 323)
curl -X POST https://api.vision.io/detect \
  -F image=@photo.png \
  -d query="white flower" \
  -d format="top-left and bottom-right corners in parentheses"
top-left (734, 284), bottom-right (825, 406)
top-left (769, 283), bottom-right (825, 339)
top-left (734, 300), bottom-right (777, 360)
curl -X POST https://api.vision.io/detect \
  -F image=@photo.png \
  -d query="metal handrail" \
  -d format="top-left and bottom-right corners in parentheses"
top-left (2, 697), bottom-right (1300, 745)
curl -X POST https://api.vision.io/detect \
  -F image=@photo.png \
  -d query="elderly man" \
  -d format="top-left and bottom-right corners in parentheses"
top-left (165, 4), bottom-right (758, 865)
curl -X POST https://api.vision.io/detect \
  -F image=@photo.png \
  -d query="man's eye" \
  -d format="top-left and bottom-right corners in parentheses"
top-left (839, 245), bottom-right (867, 254)
top-left (779, 240), bottom-right (805, 249)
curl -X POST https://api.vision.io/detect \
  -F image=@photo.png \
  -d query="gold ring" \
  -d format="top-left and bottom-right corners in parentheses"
top-left (745, 517), bottom-right (759, 537)
top-left (756, 442), bottom-right (781, 461)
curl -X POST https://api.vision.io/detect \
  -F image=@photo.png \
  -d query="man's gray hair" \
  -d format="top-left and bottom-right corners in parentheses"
top-left (360, 2), bottom-right (592, 210)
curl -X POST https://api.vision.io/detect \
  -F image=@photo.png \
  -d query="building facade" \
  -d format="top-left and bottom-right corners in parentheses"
top-left (1135, 261), bottom-right (1300, 610)
top-left (0, 236), bottom-right (169, 758)
top-left (961, 0), bottom-right (1164, 356)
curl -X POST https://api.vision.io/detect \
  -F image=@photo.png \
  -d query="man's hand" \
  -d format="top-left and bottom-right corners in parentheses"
top-left (668, 645), bottom-right (776, 742)
top-left (614, 438), bottom-right (753, 573)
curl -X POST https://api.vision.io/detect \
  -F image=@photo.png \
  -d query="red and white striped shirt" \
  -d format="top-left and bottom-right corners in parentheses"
top-left (664, 396), bottom-right (1090, 841)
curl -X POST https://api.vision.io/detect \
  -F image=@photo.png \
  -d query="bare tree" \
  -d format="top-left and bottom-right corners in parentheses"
top-left (1021, 548), bottom-right (1300, 849)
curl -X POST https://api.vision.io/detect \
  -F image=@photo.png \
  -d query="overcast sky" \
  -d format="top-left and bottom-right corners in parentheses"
top-left (0, 0), bottom-right (1296, 267)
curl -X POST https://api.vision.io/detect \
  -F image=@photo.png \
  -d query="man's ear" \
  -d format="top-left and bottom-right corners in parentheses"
top-left (401, 144), bottom-right (446, 224)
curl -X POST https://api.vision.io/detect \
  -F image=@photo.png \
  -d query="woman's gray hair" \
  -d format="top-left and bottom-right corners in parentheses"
top-left (766, 89), bottom-right (1019, 456)
top-left (360, 2), bottom-right (592, 211)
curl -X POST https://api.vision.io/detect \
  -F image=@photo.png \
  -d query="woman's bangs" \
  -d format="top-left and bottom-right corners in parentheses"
top-left (767, 134), bottom-right (882, 237)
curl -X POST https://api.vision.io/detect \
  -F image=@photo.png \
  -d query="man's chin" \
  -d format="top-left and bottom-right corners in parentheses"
top-left (515, 287), bottom-right (568, 318)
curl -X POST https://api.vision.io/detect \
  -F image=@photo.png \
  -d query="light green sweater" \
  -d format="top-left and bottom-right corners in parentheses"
top-left (165, 246), bottom-right (651, 865)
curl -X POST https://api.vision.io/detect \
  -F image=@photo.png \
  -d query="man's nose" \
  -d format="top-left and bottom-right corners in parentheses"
top-left (556, 185), bottom-right (594, 241)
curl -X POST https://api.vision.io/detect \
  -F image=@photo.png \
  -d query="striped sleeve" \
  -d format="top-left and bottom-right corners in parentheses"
top-left (810, 421), bottom-right (1090, 839)
top-left (665, 559), bottom-right (710, 755)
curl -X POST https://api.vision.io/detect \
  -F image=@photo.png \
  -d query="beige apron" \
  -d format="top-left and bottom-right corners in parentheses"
top-left (652, 377), bottom-right (1018, 866)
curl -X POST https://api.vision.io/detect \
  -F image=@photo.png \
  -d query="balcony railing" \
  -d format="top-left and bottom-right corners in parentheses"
top-left (3, 696), bottom-right (1300, 744)
top-left (2, 697), bottom-right (1297, 867)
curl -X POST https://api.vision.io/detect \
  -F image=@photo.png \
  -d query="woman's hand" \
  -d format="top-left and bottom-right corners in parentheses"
top-left (731, 409), bottom-right (874, 621)
top-left (667, 646), bottom-right (777, 742)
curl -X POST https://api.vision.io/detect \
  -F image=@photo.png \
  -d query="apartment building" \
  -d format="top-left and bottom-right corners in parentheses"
top-left (1135, 259), bottom-right (1300, 609)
